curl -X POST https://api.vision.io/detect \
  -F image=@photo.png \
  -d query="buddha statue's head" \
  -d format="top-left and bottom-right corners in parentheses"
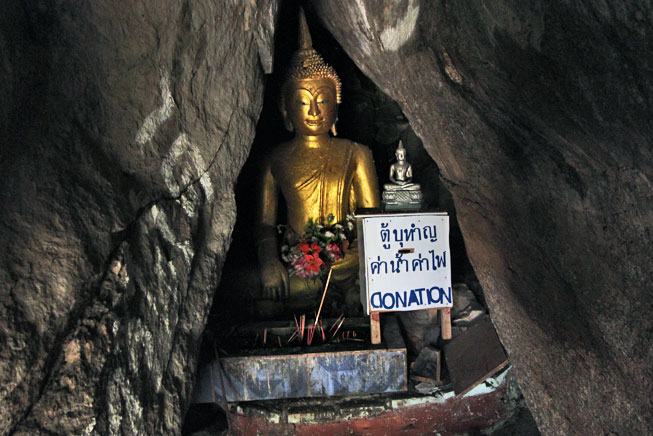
top-left (280, 9), bottom-right (342, 136)
top-left (396, 141), bottom-right (407, 161)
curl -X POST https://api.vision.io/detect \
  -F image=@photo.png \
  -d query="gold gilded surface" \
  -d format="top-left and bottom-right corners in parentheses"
top-left (283, 7), bottom-right (341, 104)
top-left (255, 10), bottom-right (380, 302)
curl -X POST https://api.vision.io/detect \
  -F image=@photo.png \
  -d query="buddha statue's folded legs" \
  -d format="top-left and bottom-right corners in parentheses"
top-left (255, 247), bottom-right (360, 319)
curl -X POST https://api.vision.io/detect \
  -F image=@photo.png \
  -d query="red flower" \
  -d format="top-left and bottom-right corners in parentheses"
top-left (291, 252), bottom-right (324, 278)
top-left (310, 241), bottom-right (322, 253)
top-left (297, 242), bottom-right (311, 254)
top-left (304, 253), bottom-right (324, 273)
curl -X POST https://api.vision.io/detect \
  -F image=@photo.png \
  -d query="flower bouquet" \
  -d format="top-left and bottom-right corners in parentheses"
top-left (280, 214), bottom-right (355, 280)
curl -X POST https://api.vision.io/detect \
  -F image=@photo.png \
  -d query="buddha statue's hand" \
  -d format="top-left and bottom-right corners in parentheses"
top-left (260, 259), bottom-right (289, 301)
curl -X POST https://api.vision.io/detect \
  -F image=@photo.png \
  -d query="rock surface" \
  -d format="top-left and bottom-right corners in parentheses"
top-left (1, 1), bottom-right (651, 435)
top-left (0, 1), bottom-right (276, 435)
top-left (312, 1), bottom-right (652, 435)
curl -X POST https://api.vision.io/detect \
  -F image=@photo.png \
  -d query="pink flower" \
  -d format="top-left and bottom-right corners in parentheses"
top-left (326, 243), bottom-right (342, 262)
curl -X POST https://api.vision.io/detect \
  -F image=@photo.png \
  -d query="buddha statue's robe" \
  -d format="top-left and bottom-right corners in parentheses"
top-left (258, 137), bottom-right (380, 291)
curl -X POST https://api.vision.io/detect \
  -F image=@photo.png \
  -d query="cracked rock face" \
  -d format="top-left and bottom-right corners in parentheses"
top-left (313, 1), bottom-right (652, 435)
top-left (1, 1), bottom-right (651, 435)
top-left (0, 1), bottom-right (276, 434)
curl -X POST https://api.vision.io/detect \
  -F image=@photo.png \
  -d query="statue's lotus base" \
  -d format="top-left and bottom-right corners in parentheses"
top-left (382, 189), bottom-right (423, 211)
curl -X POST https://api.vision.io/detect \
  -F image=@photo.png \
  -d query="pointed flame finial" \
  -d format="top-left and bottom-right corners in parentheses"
top-left (298, 7), bottom-right (313, 51)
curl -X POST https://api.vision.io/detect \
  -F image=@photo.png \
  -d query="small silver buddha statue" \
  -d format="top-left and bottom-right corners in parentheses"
top-left (382, 141), bottom-right (424, 211)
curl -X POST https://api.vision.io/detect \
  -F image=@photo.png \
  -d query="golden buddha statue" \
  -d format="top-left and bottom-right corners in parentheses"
top-left (255, 9), bottom-right (380, 312)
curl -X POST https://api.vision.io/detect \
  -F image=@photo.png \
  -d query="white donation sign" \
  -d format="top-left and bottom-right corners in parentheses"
top-left (357, 212), bottom-right (452, 314)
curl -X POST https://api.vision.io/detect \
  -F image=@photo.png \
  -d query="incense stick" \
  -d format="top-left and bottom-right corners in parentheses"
top-left (307, 323), bottom-right (315, 345)
top-left (314, 268), bottom-right (333, 328)
top-left (287, 330), bottom-right (298, 345)
top-left (329, 313), bottom-right (344, 334)
top-left (331, 316), bottom-right (345, 339)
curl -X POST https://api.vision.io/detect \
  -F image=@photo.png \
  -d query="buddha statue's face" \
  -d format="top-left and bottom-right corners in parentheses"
top-left (396, 149), bottom-right (406, 161)
top-left (284, 77), bottom-right (337, 137)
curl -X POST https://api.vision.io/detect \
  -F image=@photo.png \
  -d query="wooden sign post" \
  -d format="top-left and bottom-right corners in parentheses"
top-left (370, 312), bottom-right (381, 344)
top-left (440, 307), bottom-right (452, 340)
top-left (357, 212), bottom-right (453, 344)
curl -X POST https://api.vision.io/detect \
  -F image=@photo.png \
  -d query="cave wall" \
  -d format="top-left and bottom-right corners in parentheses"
top-left (1, 1), bottom-right (651, 435)
top-left (312, 1), bottom-right (652, 435)
top-left (0, 1), bottom-right (276, 434)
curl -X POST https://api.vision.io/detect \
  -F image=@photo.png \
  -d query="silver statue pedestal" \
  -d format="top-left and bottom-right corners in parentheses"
top-left (382, 189), bottom-right (423, 211)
